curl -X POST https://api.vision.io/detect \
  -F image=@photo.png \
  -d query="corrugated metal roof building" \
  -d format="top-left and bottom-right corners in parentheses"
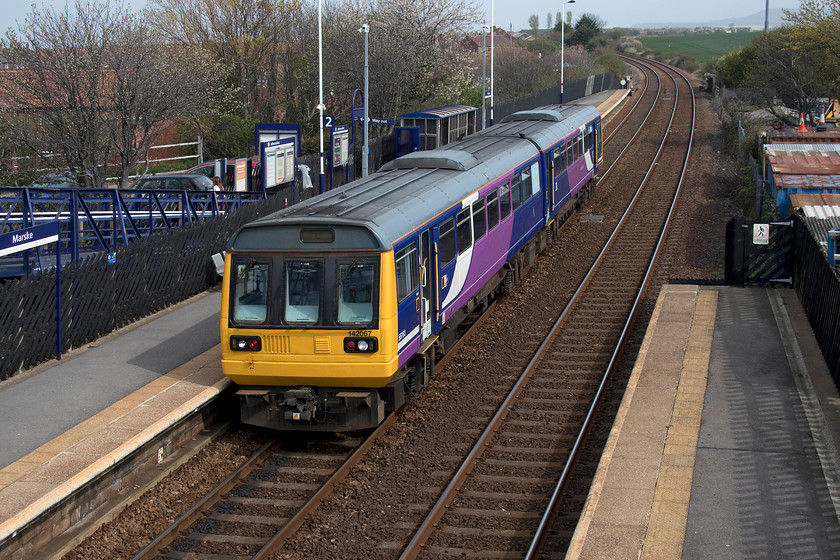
top-left (764, 128), bottom-right (840, 145)
top-left (789, 193), bottom-right (840, 266)
top-left (763, 144), bottom-right (840, 215)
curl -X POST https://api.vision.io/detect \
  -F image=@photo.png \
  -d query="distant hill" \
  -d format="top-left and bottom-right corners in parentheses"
top-left (631, 8), bottom-right (791, 29)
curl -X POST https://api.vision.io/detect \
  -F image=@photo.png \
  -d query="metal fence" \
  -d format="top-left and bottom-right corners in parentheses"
top-left (0, 187), bottom-right (270, 278)
top-left (0, 195), bottom-right (288, 380)
top-left (792, 215), bottom-right (840, 390)
top-left (493, 73), bottom-right (622, 124)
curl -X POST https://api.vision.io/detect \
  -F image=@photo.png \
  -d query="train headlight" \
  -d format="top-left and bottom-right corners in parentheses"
top-left (344, 337), bottom-right (378, 353)
top-left (230, 336), bottom-right (262, 351)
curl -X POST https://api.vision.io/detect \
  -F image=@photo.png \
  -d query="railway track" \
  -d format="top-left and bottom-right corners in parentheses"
top-left (395, 57), bottom-right (696, 559)
top-left (63, 58), bottom-right (699, 560)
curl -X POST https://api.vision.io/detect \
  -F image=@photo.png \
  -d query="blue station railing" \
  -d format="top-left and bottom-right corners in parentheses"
top-left (0, 187), bottom-right (270, 278)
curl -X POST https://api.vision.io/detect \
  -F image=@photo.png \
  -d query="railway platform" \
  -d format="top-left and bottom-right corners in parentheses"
top-left (567, 285), bottom-right (840, 559)
top-left (3, 284), bottom-right (837, 559)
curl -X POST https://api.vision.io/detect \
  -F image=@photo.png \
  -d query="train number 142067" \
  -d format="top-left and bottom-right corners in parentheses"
top-left (348, 330), bottom-right (372, 337)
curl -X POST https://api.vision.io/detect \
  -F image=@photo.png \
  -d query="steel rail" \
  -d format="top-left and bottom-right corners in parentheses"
top-left (130, 439), bottom-right (277, 560)
top-left (399, 58), bottom-right (694, 560)
top-left (253, 414), bottom-right (397, 558)
top-left (526, 57), bottom-right (697, 558)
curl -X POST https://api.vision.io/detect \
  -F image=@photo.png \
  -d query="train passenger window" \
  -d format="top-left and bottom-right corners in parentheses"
top-left (285, 260), bottom-right (323, 324)
top-left (530, 162), bottom-right (541, 197)
top-left (472, 198), bottom-right (487, 240)
top-left (511, 174), bottom-right (523, 210)
top-left (499, 182), bottom-right (512, 220)
top-left (554, 145), bottom-right (565, 173)
top-left (232, 261), bottom-right (269, 323)
top-left (395, 244), bottom-right (419, 302)
top-left (521, 169), bottom-right (532, 201)
top-left (585, 125), bottom-right (594, 151)
top-left (337, 262), bottom-right (376, 325)
top-left (456, 208), bottom-right (472, 254)
top-left (565, 141), bottom-right (574, 169)
top-left (439, 218), bottom-right (457, 266)
top-left (487, 190), bottom-right (500, 230)
top-left (577, 134), bottom-right (584, 158)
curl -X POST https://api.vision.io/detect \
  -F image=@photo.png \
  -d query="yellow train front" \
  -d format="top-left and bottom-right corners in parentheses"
top-left (220, 219), bottom-right (405, 432)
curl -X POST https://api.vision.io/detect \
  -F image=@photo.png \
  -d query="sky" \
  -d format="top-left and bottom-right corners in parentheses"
top-left (4, 0), bottom-right (803, 34)
top-left (483, 0), bottom-right (803, 31)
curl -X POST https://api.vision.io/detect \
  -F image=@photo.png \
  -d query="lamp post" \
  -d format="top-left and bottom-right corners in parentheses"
top-left (317, 0), bottom-right (326, 193)
top-left (359, 22), bottom-right (370, 177)
top-left (560, 0), bottom-right (575, 105)
top-left (490, 0), bottom-right (494, 126)
top-left (481, 23), bottom-right (489, 130)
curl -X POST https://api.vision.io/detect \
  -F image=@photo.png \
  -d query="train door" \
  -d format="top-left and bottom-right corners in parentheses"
top-left (419, 230), bottom-right (433, 340)
top-left (596, 120), bottom-right (603, 166)
top-left (552, 144), bottom-right (570, 212)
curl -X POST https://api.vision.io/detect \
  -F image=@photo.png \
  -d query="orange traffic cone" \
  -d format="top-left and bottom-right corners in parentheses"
top-left (821, 108), bottom-right (826, 124)
top-left (797, 113), bottom-right (808, 132)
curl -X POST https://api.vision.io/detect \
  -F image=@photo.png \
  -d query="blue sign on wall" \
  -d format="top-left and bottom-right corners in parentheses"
top-left (0, 222), bottom-right (60, 257)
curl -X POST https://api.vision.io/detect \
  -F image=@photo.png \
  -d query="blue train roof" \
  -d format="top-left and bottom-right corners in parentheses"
top-left (398, 104), bottom-right (477, 120)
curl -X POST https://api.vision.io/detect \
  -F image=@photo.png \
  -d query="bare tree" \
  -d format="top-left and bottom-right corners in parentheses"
top-left (1, 0), bottom-right (227, 187)
top-left (150, 0), bottom-right (303, 122)
top-left (287, 0), bottom-right (480, 133)
top-left (493, 46), bottom-right (558, 102)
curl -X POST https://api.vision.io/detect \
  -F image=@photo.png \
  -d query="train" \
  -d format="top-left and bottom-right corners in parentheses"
top-left (220, 104), bottom-right (603, 431)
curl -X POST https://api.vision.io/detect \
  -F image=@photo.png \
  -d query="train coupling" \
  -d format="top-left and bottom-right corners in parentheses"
top-left (283, 388), bottom-right (320, 422)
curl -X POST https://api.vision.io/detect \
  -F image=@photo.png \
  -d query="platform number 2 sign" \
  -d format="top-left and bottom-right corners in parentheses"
top-left (753, 224), bottom-right (770, 245)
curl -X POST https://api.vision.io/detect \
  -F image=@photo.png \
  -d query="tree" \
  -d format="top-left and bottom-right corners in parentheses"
top-left (784, 0), bottom-right (840, 94)
top-left (744, 28), bottom-right (829, 124)
top-left (301, 0), bottom-right (481, 127)
top-left (1, 0), bottom-right (228, 187)
top-left (493, 47), bottom-right (558, 102)
top-left (150, 0), bottom-right (303, 123)
top-left (524, 36), bottom-right (558, 58)
top-left (593, 52), bottom-right (627, 80)
top-left (568, 13), bottom-right (605, 49)
top-left (553, 9), bottom-right (573, 32)
top-left (528, 14), bottom-right (539, 35)
top-left (546, 12), bottom-right (553, 30)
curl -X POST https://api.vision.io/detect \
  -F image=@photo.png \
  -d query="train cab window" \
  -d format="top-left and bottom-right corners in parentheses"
top-left (529, 162), bottom-right (540, 197)
top-left (487, 189), bottom-right (500, 230)
top-left (456, 208), bottom-right (472, 254)
top-left (499, 182), bottom-right (512, 220)
top-left (439, 217), bottom-right (457, 266)
top-left (511, 174), bottom-right (523, 210)
top-left (395, 244), bottom-right (418, 302)
top-left (472, 198), bottom-right (487, 240)
top-left (285, 260), bottom-right (323, 324)
top-left (232, 260), bottom-right (269, 323)
top-left (337, 262), bottom-right (376, 325)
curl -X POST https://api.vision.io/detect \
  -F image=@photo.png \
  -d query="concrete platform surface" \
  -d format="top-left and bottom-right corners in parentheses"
top-left (567, 286), bottom-right (840, 560)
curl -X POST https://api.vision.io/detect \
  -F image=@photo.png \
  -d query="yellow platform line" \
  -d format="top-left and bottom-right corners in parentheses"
top-left (0, 346), bottom-right (229, 540)
top-left (641, 289), bottom-right (717, 559)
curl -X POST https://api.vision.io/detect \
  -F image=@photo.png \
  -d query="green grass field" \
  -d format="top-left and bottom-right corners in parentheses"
top-left (637, 31), bottom-right (760, 63)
